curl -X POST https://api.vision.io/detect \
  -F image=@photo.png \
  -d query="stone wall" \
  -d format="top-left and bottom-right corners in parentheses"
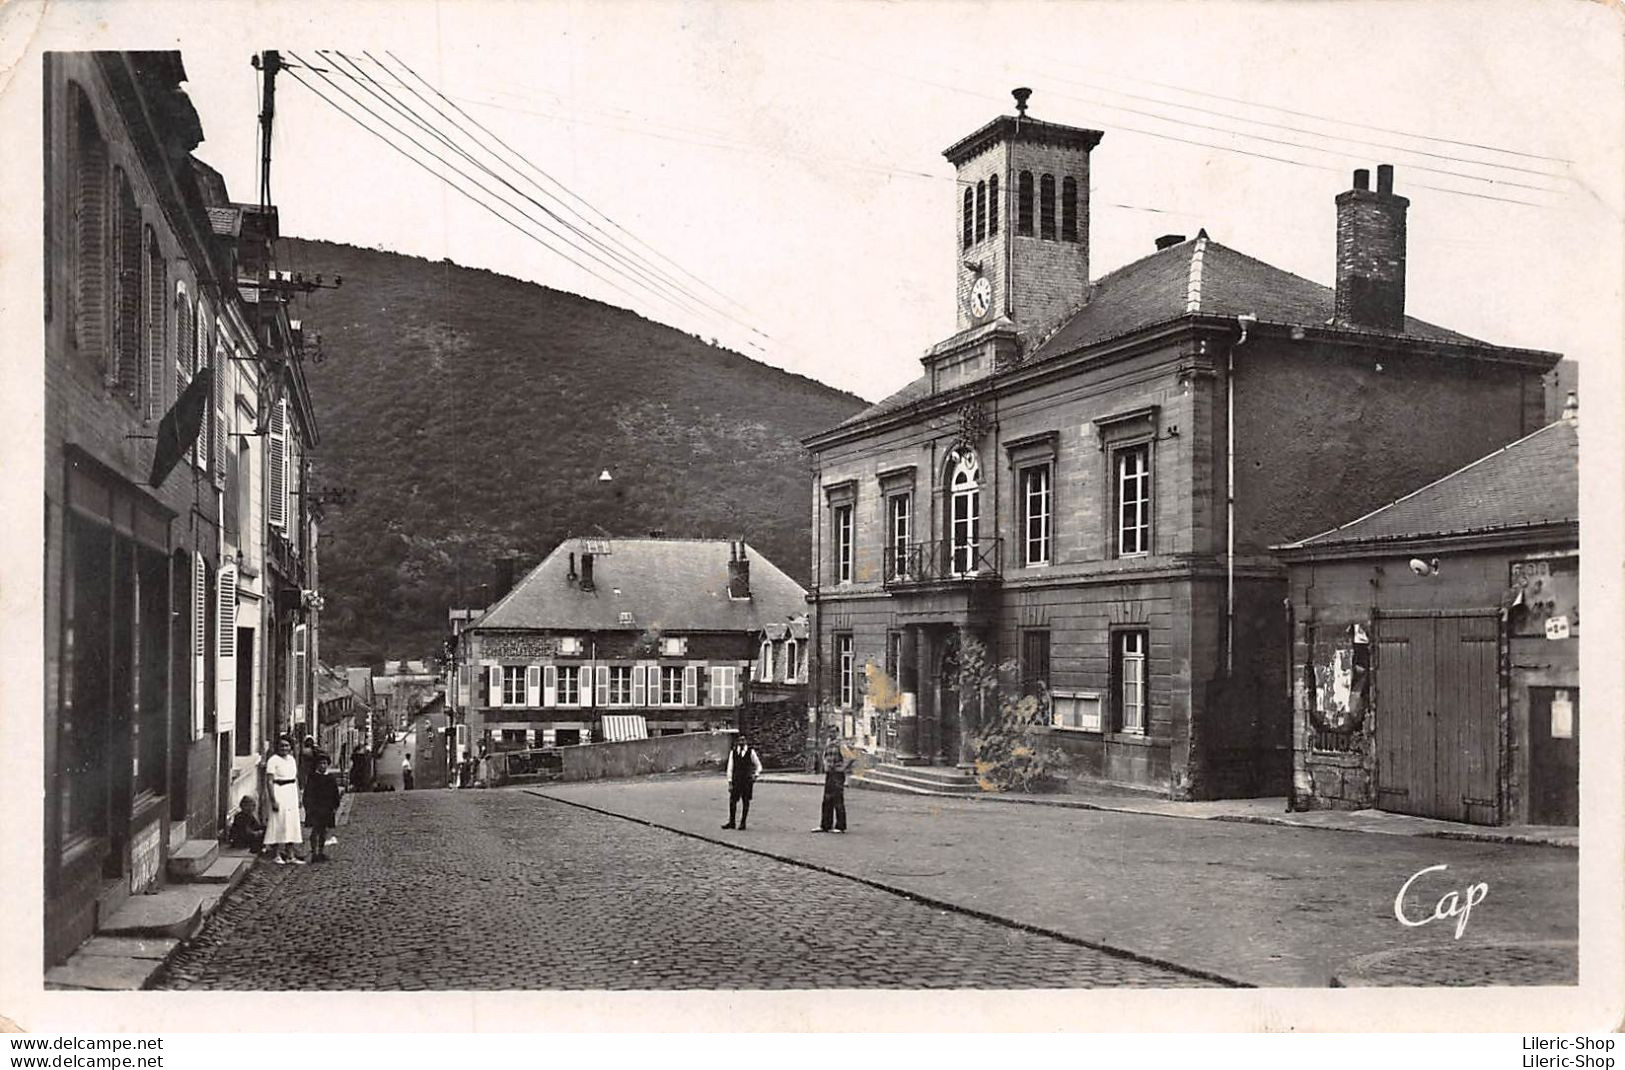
top-left (559, 730), bottom-right (733, 782)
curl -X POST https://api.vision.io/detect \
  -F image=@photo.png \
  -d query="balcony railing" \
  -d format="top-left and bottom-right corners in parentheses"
top-left (882, 537), bottom-right (1002, 587)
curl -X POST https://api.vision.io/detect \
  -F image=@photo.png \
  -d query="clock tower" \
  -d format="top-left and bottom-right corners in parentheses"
top-left (942, 89), bottom-right (1103, 337)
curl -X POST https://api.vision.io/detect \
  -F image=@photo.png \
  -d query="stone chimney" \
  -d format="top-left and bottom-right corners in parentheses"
top-left (579, 552), bottom-right (595, 592)
top-left (727, 542), bottom-right (752, 600)
top-left (491, 554), bottom-right (519, 601)
top-left (1334, 164), bottom-right (1409, 331)
top-left (1155, 233), bottom-right (1187, 251)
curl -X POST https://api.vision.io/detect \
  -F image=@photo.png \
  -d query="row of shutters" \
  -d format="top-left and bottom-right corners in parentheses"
top-left (483, 663), bottom-right (740, 709)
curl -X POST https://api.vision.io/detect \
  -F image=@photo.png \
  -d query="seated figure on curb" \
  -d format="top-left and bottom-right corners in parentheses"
top-left (227, 795), bottom-right (266, 854)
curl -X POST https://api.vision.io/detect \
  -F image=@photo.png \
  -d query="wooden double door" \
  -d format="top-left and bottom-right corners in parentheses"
top-left (1374, 614), bottom-right (1501, 824)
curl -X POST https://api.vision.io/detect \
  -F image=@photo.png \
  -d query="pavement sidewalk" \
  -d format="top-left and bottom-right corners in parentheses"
top-left (759, 773), bottom-right (1576, 848)
top-left (535, 774), bottom-right (1577, 988)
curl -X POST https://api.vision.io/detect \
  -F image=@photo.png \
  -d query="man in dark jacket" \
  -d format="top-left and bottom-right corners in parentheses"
top-left (721, 733), bottom-right (763, 830)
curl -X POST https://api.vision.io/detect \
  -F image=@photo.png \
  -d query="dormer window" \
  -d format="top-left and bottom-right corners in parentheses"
top-left (1040, 174), bottom-right (1056, 240)
top-left (1017, 171), bottom-right (1034, 236)
top-left (757, 639), bottom-right (774, 682)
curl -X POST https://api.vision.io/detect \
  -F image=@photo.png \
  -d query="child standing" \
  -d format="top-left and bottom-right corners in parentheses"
top-left (304, 752), bottom-right (342, 862)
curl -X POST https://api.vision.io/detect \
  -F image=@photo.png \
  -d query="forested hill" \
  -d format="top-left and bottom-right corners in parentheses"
top-left (286, 239), bottom-right (866, 665)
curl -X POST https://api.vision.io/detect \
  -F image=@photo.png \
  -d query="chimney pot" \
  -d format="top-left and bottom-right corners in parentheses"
top-left (1376, 164), bottom-right (1395, 195)
top-left (1352, 168), bottom-right (1370, 191)
top-left (1334, 166), bottom-right (1409, 331)
top-left (1155, 233), bottom-right (1187, 251)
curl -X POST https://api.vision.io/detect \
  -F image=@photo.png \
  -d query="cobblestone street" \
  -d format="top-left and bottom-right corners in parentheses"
top-left (153, 789), bottom-right (1212, 990)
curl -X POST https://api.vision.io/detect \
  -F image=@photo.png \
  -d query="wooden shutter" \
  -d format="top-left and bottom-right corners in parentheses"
top-left (595, 665), bottom-right (609, 707)
top-left (526, 664), bottom-right (542, 707)
top-left (458, 662), bottom-right (471, 709)
top-left (192, 553), bottom-right (207, 738)
top-left (632, 663), bottom-right (647, 707)
top-left (267, 398), bottom-right (287, 530)
top-left (145, 230), bottom-right (165, 421)
top-left (577, 662), bottom-right (593, 708)
top-left (213, 337), bottom-right (227, 484)
top-left (543, 665), bottom-right (557, 708)
top-left (683, 665), bottom-right (698, 707)
top-left (487, 663), bottom-right (502, 707)
top-left (216, 564), bottom-right (237, 735)
top-left (71, 93), bottom-right (109, 356)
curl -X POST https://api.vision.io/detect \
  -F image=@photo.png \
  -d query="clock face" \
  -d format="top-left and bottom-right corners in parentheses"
top-left (970, 276), bottom-right (993, 319)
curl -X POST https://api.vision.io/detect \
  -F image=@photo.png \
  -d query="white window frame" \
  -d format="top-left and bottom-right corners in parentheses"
top-left (502, 665), bottom-right (526, 706)
top-left (556, 664), bottom-right (581, 707)
top-left (757, 639), bottom-right (774, 682)
top-left (558, 636), bottom-right (583, 656)
top-left (659, 665), bottom-right (685, 706)
top-left (949, 450), bottom-right (982, 576)
top-left (660, 636), bottom-right (687, 657)
top-left (607, 665), bottom-right (634, 706)
top-left (837, 634), bottom-right (855, 709)
top-left (1116, 443), bottom-right (1151, 558)
top-left (1117, 631), bottom-right (1147, 735)
top-left (708, 665), bottom-right (738, 707)
top-left (784, 638), bottom-right (800, 684)
top-left (833, 503), bottom-right (854, 584)
top-left (888, 492), bottom-right (911, 574)
top-left (1021, 462), bottom-right (1052, 566)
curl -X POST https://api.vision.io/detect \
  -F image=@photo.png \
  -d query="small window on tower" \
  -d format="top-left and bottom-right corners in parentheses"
top-left (988, 175), bottom-right (1000, 236)
top-left (975, 180), bottom-right (986, 242)
top-left (1017, 171), bottom-right (1034, 236)
top-left (962, 187), bottom-right (974, 250)
top-left (1062, 177), bottom-right (1078, 242)
top-left (1040, 174), bottom-right (1056, 240)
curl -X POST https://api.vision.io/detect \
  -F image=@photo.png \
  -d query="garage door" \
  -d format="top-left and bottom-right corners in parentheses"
top-left (1374, 615), bottom-right (1500, 824)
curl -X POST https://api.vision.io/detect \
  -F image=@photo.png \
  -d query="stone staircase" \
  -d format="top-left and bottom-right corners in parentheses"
top-left (850, 763), bottom-right (986, 797)
top-left (46, 833), bottom-right (255, 991)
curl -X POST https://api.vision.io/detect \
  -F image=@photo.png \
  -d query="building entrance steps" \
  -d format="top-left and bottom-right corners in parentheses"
top-left (850, 764), bottom-right (983, 796)
top-left (98, 884), bottom-right (222, 940)
top-left (166, 839), bottom-right (219, 881)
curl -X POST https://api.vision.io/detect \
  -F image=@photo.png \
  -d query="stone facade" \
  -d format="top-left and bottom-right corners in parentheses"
top-left (805, 105), bottom-right (1559, 800)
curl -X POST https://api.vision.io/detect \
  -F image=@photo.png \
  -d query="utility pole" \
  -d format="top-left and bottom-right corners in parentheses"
top-left (252, 50), bottom-right (280, 210)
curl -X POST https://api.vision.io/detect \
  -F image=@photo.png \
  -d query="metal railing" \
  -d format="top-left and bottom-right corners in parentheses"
top-left (882, 537), bottom-right (1002, 586)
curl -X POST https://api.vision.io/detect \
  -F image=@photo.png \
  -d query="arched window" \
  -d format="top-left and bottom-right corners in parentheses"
top-left (947, 449), bottom-right (982, 575)
top-left (70, 84), bottom-right (109, 356)
top-left (988, 175), bottom-right (1000, 236)
top-left (109, 168), bottom-right (143, 400)
top-left (784, 638), bottom-right (800, 683)
top-left (974, 180), bottom-right (986, 242)
top-left (1040, 174), bottom-right (1056, 240)
top-left (1017, 171), bottom-right (1034, 236)
top-left (757, 638), bottom-right (774, 683)
top-left (962, 187), bottom-right (974, 249)
top-left (1061, 177), bottom-right (1079, 242)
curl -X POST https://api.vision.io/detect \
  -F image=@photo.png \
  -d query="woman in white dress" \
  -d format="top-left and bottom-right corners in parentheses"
top-left (264, 737), bottom-right (305, 864)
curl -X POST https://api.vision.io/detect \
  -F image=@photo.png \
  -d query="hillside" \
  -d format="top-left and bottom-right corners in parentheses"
top-left (285, 239), bottom-right (865, 665)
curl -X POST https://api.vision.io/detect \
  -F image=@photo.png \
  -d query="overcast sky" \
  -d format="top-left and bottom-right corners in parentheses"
top-left (19, 1), bottom-right (1625, 402)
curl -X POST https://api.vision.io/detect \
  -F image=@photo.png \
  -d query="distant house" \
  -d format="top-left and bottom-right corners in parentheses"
top-left (457, 537), bottom-right (808, 750)
top-left (1276, 403), bottom-right (1579, 825)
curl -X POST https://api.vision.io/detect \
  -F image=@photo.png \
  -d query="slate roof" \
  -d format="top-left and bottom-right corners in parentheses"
top-left (474, 538), bottom-right (808, 633)
top-left (835, 233), bottom-right (1481, 430)
top-left (1280, 418), bottom-right (1578, 550)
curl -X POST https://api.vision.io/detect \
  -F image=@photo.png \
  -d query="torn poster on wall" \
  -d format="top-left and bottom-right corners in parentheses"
top-left (1309, 623), bottom-right (1370, 733)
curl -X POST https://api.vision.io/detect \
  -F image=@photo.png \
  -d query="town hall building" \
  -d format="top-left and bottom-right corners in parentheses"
top-left (804, 90), bottom-right (1561, 799)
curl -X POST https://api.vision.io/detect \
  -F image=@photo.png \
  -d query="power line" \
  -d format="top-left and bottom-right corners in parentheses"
top-left (319, 50), bottom-right (725, 330)
top-left (384, 51), bottom-right (790, 326)
top-left (1061, 58), bottom-right (1574, 165)
top-left (280, 59), bottom-right (653, 312)
top-left (285, 51), bottom-right (755, 340)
